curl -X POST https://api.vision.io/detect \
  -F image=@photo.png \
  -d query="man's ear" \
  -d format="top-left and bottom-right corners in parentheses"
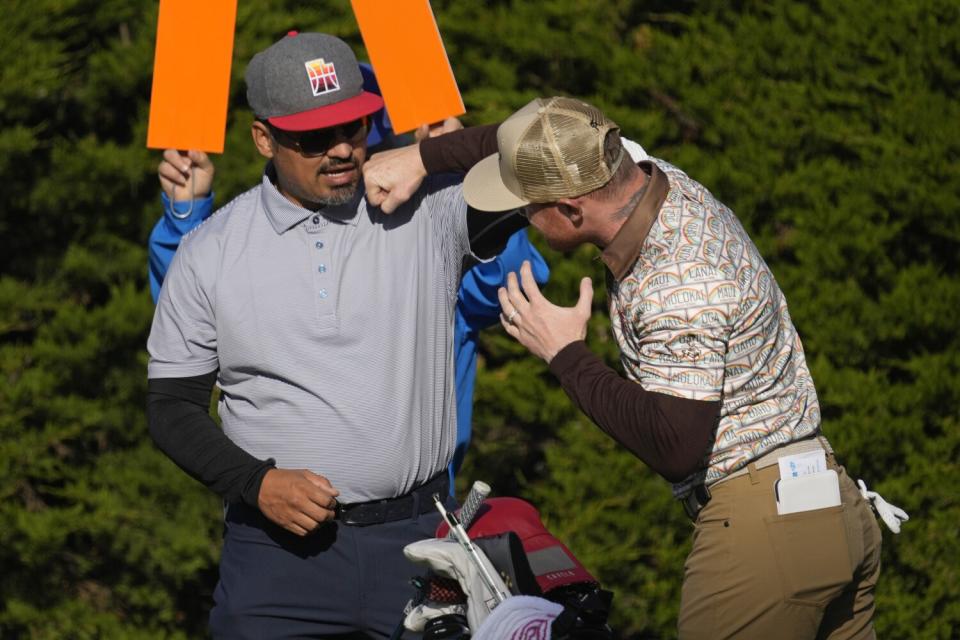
top-left (557, 197), bottom-right (585, 226)
top-left (251, 121), bottom-right (276, 159)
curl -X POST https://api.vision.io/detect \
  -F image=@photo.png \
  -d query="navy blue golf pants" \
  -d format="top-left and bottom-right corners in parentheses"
top-left (209, 500), bottom-right (452, 639)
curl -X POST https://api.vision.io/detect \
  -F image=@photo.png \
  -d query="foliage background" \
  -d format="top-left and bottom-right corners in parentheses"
top-left (1, 0), bottom-right (957, 637)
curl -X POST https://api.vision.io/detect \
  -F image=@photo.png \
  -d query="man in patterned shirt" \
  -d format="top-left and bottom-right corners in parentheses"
top-left (363, 97), bottom-right (885, 639)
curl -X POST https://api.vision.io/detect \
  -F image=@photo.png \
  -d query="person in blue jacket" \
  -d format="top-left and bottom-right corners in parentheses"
top-left (150, 65), bottom-right (549, 491)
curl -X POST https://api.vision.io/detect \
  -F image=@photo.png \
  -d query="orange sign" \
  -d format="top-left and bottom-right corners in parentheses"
top-left (351, 0), bottom-right (465, 134)
top-left (147, 0), bottom-right (238, 153)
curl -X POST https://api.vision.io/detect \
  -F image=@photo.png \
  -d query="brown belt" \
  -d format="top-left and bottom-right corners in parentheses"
top-left (682, 435), bottom-right (833, 521)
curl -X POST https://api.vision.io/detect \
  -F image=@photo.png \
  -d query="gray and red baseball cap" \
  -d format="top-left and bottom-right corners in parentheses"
top-left (245, 31), bottom-right (384, 132)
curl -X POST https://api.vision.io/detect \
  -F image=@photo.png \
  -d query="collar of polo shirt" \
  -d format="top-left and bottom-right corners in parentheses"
top-left (259, 162), bottom-right (363, 234)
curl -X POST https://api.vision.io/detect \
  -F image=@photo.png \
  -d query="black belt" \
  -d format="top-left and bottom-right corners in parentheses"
top-left (334, 472), bottom-right (448, 526)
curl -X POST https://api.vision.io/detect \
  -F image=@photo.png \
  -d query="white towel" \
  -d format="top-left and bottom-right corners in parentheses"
top-left (474, 595), bottom-right (564, 640)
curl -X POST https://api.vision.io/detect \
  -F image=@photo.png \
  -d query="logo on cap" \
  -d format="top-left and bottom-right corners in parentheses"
top-left (304, 58), bottom-right (340, 96)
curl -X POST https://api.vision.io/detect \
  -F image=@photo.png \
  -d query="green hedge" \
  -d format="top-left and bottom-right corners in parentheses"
top-left (1, 0), bottom-right (956, 637)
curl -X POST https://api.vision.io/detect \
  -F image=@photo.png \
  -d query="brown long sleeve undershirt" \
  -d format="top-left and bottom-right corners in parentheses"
top-left (549, 342), bottom-right (719, 482)
top-left (420, 124), bottom-right (500, 174)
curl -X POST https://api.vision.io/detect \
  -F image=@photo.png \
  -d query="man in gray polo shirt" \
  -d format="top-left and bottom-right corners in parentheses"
top-left (147, 32), bottom-right (488, 639)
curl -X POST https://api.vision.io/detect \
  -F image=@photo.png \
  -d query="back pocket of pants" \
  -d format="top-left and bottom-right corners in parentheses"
top-left (763, 505), bottom-right (853, 607)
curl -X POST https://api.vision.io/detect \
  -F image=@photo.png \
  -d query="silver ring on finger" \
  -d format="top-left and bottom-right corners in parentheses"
top-left (507, 309), bottom-right (520, 324)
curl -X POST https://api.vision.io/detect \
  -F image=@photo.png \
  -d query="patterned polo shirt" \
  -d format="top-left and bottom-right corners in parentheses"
top-left (148, 166), bottom-right (471, 503)
top-left (601, 158), bottom-right (821, 497)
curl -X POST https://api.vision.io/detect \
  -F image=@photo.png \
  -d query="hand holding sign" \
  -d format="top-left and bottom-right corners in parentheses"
top-left (157, 149), bottom-right (215, 202)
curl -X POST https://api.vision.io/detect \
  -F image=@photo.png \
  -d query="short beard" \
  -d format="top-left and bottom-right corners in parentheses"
top-left (317, 181), bottom-right (358, 206)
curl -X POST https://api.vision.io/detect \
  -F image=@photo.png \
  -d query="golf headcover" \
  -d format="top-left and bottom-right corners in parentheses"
top-left (403, 537), bottom-right (511, 632)
top-left (473, 595), bottom-right (564, 640)
top-left (436, 497), bottom-right (599, 595)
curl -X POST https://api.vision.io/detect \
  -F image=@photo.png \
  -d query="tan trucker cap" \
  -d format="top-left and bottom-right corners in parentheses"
top-left (463, 96), bottom-right (625, 211)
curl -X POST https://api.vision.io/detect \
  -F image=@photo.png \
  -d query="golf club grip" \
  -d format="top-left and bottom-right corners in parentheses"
top-left (457, 480), bottom-right (491, 532)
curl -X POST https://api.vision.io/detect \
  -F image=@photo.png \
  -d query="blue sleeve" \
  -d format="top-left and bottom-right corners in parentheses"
top-left (149, 193), bottom-right (214, 303)
top-left (457, 229), bottom-right (549, 333)
top-left (449, 229), bottom-right (549, 483)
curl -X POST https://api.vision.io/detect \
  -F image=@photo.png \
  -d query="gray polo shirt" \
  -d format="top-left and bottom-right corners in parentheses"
top-left (148, 167), bottom-right (471, 503)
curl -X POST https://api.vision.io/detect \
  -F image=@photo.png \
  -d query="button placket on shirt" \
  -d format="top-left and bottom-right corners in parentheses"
top-left (304, 215), bottom-right (336, 318)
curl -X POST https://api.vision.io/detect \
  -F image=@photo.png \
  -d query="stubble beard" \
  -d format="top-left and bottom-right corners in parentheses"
top-left (316, 181), bottom-right (358, 206)
top-left (315, 155), bottom-right (362, 206)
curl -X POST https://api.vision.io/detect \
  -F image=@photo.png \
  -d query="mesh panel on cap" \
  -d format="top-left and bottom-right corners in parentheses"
top-left (515, 118), bottom-right (565, 201)
top-left (513, 97), bottom-right (616, 202)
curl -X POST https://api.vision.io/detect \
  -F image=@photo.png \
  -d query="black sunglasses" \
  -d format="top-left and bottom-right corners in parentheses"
top-left (265, 116), bottom-right (369, 156)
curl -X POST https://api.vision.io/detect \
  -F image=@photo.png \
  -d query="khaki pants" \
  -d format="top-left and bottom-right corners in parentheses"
top-left (678, 455), bottom-right (883, 640)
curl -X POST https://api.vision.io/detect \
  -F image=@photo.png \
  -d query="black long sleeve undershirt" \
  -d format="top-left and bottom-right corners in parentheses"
top-left (147, 372), bottom-right (275, 505)
top-left (548, 341), bottom-right (720, 483)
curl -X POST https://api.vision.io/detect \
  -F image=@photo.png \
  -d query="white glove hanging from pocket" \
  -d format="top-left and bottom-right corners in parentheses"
top-left (857, 479), bottom-right (910, 534)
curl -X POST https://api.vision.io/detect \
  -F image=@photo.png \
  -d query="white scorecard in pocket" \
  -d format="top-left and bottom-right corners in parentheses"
top-left (777, 450), bottom-right (827, 479)
top-left (775, 469), bottom-right (842, 515)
